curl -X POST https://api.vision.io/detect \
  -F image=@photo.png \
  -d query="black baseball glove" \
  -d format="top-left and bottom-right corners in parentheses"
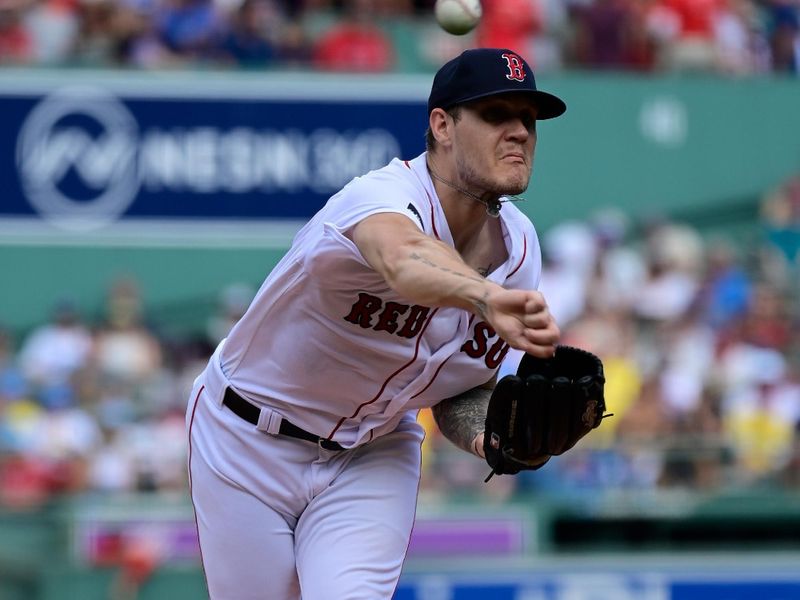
top-left (483, 345), bottom-right (607, 481)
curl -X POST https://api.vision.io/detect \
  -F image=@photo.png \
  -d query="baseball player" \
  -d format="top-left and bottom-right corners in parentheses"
top-left (186, 48), bottom-right (567, 599)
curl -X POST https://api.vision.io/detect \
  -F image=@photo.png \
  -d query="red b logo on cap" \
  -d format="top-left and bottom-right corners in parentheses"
top-left (501, 53), bottom-right (526, 82)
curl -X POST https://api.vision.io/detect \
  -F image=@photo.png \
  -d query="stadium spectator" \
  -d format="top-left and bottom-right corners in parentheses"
top-left (312, 0), bottom-right (395, 71)
top-left (655, 312), bottom-right (717, 418)
top-left (18, 298), bottom-right (93, 391)
top-left (0, 0), bottom-right (35, 64)
top-left (651, 0), bottom-right (726, 72)
top-left (695, 238), bottom-right (753, 330)
top-left (0, 452), bottom-right (54, 508)
top-left (622, 0), bottom-right (660, 70)
top-left (156, 0), bottom-right (225, 63)
top-left (633, 220), bottom-right (704, 322)
top-left (218, 0), bottom-right (281, 67)
top-left (583, 209), bottom-right (648, 314)
top-left (476, 0), bottom-right (544, 66)
top-left (68, 0), bottom-right (121, 66)
top-left (714, 0), bottom-right (769, 75)
top-left (560, 299), bottom-right (643, 450)
top-left (568, 0), bottom-right (637, 69)
top-left (737, 282), bottom-right (795, 351)
top-left (275, 16), bottom-right (313, 65)
top-left (0, 327), bottom-right (27, 406)
top-left (111, 0), bottom-right (175, 67)
top-left (761, 172), bottom-right (800, 269)
top-left (721, 345), bottom-right (798, 481)
top-left (93, 277), bottom-right (163, 385)
top-left (538, 220), bottom-right (598, 328)
top-left (763, 0), bottom-right (800, 72)
top-left (23, 0), bottom-right (80, 64)
top-left (528, 0), bottom-right (568, 71)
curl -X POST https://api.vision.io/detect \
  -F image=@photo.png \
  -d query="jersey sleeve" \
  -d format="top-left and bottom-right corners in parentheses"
top-left (322, 164), bottom-right (428, 235)
top-left (300, 160), bottom-right (431, 282)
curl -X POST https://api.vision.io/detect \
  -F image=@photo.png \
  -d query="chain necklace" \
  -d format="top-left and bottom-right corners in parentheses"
top-left (427, 166), bottom-right (524, 218)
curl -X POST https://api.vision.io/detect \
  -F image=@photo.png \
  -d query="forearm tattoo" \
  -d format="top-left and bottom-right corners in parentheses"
top-left (409, 251), bottom-right (489, 317)
top-left (473, 292), bottom-right (489, 320)
top-left (432, 386), bottom-right (492, 455)
top-left (409, 251), bottom-right (485, 285)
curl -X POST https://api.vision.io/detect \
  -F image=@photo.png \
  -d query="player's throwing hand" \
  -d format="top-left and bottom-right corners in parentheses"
top-left (481, 286), bottom-right (559, 358)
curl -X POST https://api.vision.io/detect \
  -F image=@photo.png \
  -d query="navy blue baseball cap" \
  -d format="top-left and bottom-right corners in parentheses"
top-left (427, 48), bottom-right (566, 119)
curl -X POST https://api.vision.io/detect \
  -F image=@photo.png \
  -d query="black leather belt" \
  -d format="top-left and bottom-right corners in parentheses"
top-left (223, 387), bottom-right (345, 451)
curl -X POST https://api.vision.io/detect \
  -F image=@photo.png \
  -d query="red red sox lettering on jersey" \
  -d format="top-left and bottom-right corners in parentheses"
top-left (343, 293), bottom-right (510, 369)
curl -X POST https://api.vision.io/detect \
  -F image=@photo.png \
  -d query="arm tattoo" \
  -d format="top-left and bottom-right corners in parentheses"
top-left (476, 264), bottom-right (492, 277)
top-left (432, 386), bottom-right (492, 455)
top-left (409, 251), bottom-right (490, 317)
top-left (473, 292), bottom-right (489, 320)
top-left (409, 251), bottom-right (485, 285)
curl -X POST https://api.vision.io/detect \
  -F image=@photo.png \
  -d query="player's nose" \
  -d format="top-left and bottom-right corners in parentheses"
top-left (506, 118), bottom-right (532, 142)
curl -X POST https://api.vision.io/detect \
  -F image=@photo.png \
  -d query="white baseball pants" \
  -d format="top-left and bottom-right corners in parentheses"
top-left (186, 361), bottom-right (424, 599)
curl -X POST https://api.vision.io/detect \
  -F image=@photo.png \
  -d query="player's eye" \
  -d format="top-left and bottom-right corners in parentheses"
top-left (521, 113), bottom-right (537, 132)
top-left (478, 107), bottom-right (537, 132)
top-left (479, 107), bottom-right (508, 124)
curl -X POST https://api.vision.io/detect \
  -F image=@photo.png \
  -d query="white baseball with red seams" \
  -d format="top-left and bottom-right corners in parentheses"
top-left (186, 151), bottom-right (542, 598)
top-left (435, 0), bottom-right (482, 35)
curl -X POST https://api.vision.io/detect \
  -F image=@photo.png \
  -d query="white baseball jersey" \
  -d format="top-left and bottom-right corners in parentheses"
top-left (187, 151), bottom-right (544, 599)
top-left (219, 151), bottom-right (542, 447)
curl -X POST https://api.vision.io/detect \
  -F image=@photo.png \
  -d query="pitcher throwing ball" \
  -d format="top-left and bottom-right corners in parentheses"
top-left (187, 48), bottom-right (604, 599)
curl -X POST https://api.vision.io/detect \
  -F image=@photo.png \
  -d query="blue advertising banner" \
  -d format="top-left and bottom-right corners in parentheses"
top-left (0, 71), bottom-right (430, 232)
top-left (672, 581), bottom-right (800, 600)
top-left (396, 571), bottom-right (800, 600)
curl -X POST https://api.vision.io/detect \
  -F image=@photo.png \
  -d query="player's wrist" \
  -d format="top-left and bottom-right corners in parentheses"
top-left (470, 280), bottom-right (504, 320)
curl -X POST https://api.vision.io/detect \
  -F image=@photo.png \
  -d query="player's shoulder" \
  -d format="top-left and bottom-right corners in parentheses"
top-left (312, 154), bottom-right (430, 233)
top-left (326, 154), bottom-right (429, 214)
top-left (349, 156), bottom-right (425, 193)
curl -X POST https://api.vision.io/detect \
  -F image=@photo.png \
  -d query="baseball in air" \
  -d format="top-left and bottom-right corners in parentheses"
top-left (434, 0), bottom-right (482, 36)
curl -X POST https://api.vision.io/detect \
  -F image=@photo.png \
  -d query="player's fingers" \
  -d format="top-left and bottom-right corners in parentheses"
top-left (511, 325), bottom-right (557, 356)
top-left (519, 325), bottom-right (558, 357)
top-left (520, 310), bottom-right (550, 328)
top-left (504, 335), bottom-right (554, 357)
top-left (523, 292), bottom-right (548, 314)
top-left (524, 321), bottom-right (560, 345)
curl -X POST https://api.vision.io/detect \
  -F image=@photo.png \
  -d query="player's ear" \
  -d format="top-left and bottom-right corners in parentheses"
top-left (429, 108), bottom-right (454, 148)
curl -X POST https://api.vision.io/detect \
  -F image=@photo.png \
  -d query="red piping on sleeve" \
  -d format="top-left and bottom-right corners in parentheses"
top-left (507, 234), bottom-right (527, 278)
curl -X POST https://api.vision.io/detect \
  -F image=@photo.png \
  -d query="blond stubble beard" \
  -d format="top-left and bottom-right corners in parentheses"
top-left (456, 154), bottom-right (532, 199)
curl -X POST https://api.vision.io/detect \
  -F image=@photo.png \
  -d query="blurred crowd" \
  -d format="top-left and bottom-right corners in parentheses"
top-left (422, 173), bottom-right (800, 502)
top-left (0, 0), bottom-right (799, 75)
top-left (0, 174), bottom-right (799, 510)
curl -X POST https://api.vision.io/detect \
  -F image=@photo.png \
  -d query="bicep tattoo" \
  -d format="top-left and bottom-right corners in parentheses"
top-left (431, 385), bottom-right (492, 455)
